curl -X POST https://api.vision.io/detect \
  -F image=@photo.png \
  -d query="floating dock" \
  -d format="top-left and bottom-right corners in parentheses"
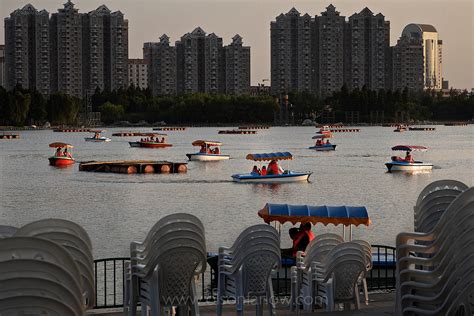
top-left (79, 160), bottom-right (187, 174)
top-left (54, 128), bottom-right (91, 133)
top-left (112, 132), bottom-right (157, 137)
top-left (444, 122), bottom-right (468, 126)
top-left (218, 130), bottom-right (257, 134)
top-left (409, 127), bottom-right (436, 131)
top-left (153, 127), bottom-right (186, 131)
top-left (238, 126), bottom-right (269, 130)
top-left (329, 128), bottom-right (360, 133)
top-left (0, 134), bottom-right (20, 139)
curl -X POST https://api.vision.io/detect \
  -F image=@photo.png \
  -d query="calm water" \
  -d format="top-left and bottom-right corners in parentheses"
top-left (0, 126), bottom-right (472, 258)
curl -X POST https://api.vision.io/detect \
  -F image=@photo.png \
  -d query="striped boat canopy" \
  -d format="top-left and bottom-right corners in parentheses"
top-left (49, 142), bottom-right (73, 148)
top-left (258, 203), bottom-right (371, 227)
top-left (246, 152), bottom-right (293, 161)
top-left (192, 140), bottom-right (223, 147)
top-left (392, 145), bottom-right (428, 152)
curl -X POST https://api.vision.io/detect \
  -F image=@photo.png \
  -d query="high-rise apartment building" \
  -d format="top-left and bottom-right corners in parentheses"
top-left (224, 35), bottom-right (250, 95)
top-left (270, 5), bottom-right (392, 96)
top-left (314, 5), bottom-right (346, 97)
top-left (270, 8), bottom-right (313, 95)
top-left (401, 24), bottom-right (442, 90)
top-left (82, 5), bottom-right (128, 95)
top-left (392, 36), bottom-right (424, 91)
top-left (143, 34), bottom-right (177, 95)
top-left (49, 1), bottom-right (83, 98)
top-left (145, 28), bottom-right (249, 95)
top-left (4, 1), bottom-right (128, 98)
top-left (4, 4), bottom-right (50, 94)
top-left (346, 8), bottom-right (390, 90)
top-left (128, 59), bottom-right (148, 89)
top-left (0, 45), bottom-right (5, 87)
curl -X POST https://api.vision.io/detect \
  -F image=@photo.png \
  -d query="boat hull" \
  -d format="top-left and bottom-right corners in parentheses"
top-left (232, 172), bottom-right (312, 183)
top-left (129, 142), bottom-right (172, 148)
top-left (49, 157), bottom-right (75, 167)
top-left (85, 137), bottom-right (111, 142)
top-left (308, 144), bottom-right (336, 151)
top-left (385, 161), bottom-right (433, 172)
top-left (186, 153), bottom-right (230, 161)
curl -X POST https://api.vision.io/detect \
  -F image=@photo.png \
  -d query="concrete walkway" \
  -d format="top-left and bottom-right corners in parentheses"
top-left (88, 291), bottom-right (395, 315)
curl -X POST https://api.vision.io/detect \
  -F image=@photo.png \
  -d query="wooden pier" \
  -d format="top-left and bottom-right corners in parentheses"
top-left (218, 130), bottom-right (257, 134)
top-left (153, 127), bottom-right (186, 131)
top-left (54, 128), bottom-right (91, 132)
top-left (112, 132), bottom-right (157, 137)
top-left (329, 128), bottom-right (360, 133)
top-left (444, 122), bottom-right (468, 126)
top-left (0, 134), bottom-right (20, 139)
top-left (79, 160), bottom-right (187, 174)
top-left (409, 127), bottom-right (436, 131)
top-left (238, 126), bottom-right (269, 130)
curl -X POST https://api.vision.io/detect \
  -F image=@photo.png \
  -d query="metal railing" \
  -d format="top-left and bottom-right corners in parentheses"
top-left (93, 245), bottom-right (396, 309)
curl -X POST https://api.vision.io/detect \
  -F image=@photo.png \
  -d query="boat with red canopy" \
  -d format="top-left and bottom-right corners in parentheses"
top-left (129, 133), bottom-right (172, 148)
top-left (186, 140), bottom-right (230, 161)
top-left (48, 142), bottom-right (75, 167)
top-left (385, 145), bottom-right (433, 172)
top-left (231, 152), bottom-right (312, 183)
top-left (309, 133), bottom-right (336, 151)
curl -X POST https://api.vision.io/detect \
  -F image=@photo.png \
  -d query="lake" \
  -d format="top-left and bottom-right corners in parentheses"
top-left (0, 125), bottom-right (472, 258)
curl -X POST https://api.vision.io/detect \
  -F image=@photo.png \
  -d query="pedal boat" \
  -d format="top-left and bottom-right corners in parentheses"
top-left (186, 140), bottom-right (230, 161)
top-left (84, 130), bottom-right (111, 142)
top-left (48, 142), bottom-right (75, 167)
top-left (232, 152), bottom-right (312, 183)
top-left (385, 145), bottom-right (433, 172)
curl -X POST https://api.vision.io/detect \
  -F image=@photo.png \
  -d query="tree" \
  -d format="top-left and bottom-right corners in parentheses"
top-left (48, 93), bottom-right (80, 125)
top-left (28, 89), bottom-right (47, 123)
top-left (99, 102), bottom-right (125, 123)
top-left (5, 89), bottom-right (31, 125)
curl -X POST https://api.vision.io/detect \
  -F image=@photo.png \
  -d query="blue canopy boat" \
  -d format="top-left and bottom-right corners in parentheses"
top-left (309, 134), bottom-right (336, 151)
top-left (231, 152), bottom-right (312, 183)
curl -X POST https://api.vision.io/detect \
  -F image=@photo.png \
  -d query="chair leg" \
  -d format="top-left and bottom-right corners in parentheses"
top-left (236, 271), bottom-right (244, 316)
top-left (191, 281), bottom-right (200, 316)
top-left (216, 274), bottom-right (224, 316)
top-left (362, 278), bottom-right (369, 305)
top-left (267, 277), bottom-right (276, 316)
top-left (354, 284), bottom-right (361, 310)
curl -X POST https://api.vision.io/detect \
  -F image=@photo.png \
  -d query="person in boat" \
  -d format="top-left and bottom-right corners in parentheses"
top-left (213, 147), bottom-right (220, 154)
top-left (281, 227), bottom-right (300, 259)
top-left (200, 145), bottom-right (206, 153)
top-left (315, 139), bottom-right (321, 146)
top-left (267, 160), bottom-right (281, 175)
top-left (55, 148), bottom-right (62, 157)
top-left (405, 151), bottom-right (414, 163)
top-left (251, 165), bottom-right (260, 175)
top-left (325, 139), bottom-right (330, 144)
top-left (94, 132), bottom-right (100, 139)
top-left (299, 222), bottom-right (315, 241)
top-left (261, 166), bottom-right (267, 176)
top-left (161, 137), bottom-right (165, 143)
top-left (63, 148), bottom-right (72, 158)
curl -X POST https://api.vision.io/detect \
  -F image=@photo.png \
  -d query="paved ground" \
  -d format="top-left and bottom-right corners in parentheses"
top-left (88, 291), bottom-right (395, 315)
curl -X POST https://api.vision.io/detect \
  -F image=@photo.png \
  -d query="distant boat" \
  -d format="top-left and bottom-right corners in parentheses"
top-left (48, 142), bottom-right (75, 167)
top-left (385, 145), bottom-right (433, 172)
top-left (84, 130), bottom-right (111, 142)
top-left (129, 133), bottom-right (172, 148)
top-left (186, 140), bottom-right (230, 161)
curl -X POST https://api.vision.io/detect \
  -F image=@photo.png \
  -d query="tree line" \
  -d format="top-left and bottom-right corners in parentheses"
top-left (0, 84), bottom-right (472, 126)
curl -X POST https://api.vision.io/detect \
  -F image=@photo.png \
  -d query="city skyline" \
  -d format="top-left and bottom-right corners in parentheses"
top-left (1, 0), bottom-right (472, 89)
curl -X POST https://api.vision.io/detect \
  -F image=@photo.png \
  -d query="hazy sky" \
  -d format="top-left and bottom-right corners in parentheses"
top-left (1, 0), bottom-right (473, 89)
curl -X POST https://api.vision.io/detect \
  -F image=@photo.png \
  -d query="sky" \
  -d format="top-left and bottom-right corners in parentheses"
top-left (1, 0), bottom-right (473, 89)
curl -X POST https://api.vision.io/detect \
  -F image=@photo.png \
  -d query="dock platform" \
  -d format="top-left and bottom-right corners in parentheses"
top-left (444, 122), bottom-right (468, 126)
top-left (409, 127), bottom-right (436, 131)
top-left (79, 160), bottom-right (187, 174)
top-left (329, 128), bottom-right (360, 133)
top-left (112, 132), bottom-right (157, 137)
top-left (238, 126), bottom-right (269, 130)
top-left (54, 128), bottom-right (91, 132)
top-left (219, 130), bottom-right (256, 134)
top-left (153, 127), bottom-right (186, 131)
top-left (0, 134), bottom-right (20, 139)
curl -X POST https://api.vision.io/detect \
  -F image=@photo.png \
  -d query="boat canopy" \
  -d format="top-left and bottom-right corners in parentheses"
top-left (49, 142), bottom-right (73, 148)
top-left (392, 145), bottom-right (428, 152)
top-left (192, 140), bottom-right (223, 147)
top-left (312, 133), bottom-right (331, 139)
top-left (246, 152), bottom-right (293, 161)
top-left (258, 203), bottom-right (371, 227)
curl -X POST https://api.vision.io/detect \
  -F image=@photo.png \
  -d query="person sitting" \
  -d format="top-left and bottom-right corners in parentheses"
top-left (213, 147), bottom-right (220, 154)
top-left (55, 148), bottom-right (62, 157)
top-left (299, 222), bottom-right (315, 242)
top-left (94, 132), bottom-right (100, 139)
top-left (200, 145), bottom-right (206, 153)
top-left (325, 139), bottom-right (330, 144)
top-left (316, 139), bottom-right (321, 146)
top-left (281, 227), bottom-right (300, 259)
top-left (251, 165), bottom-right (260, 175)
top-left (292, 228), bottom-right (311, 257)
top-left (161, 137), bottom-right (165, 143)
top-left (267, 160), bottom-right (280, 175)
top-left (261, 166), bottom-right (267, 176)
top-left (64, 148), bottom-right (72, 158)
top-left (405, 151), bottom-right (414, 163)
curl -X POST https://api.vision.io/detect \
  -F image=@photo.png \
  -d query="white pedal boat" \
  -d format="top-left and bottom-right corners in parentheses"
top-left (186, 140), bottom-right (230, 161)
top-left (386, 145), bottom-right (432, 173)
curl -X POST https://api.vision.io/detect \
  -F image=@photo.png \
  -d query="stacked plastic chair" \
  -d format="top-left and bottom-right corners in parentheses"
top-left (395, 184), bottom-right (474, 316)
top-left (216, 224), bottom-right (281, 316)
top-left (124, 213), bottom-right (207, 316)
top-left (0, 236), bottom-right (85, 315)
top-left (13, 218), bottom-right (95, 308)
top-left (290, 233), bottom-right (343, 311)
